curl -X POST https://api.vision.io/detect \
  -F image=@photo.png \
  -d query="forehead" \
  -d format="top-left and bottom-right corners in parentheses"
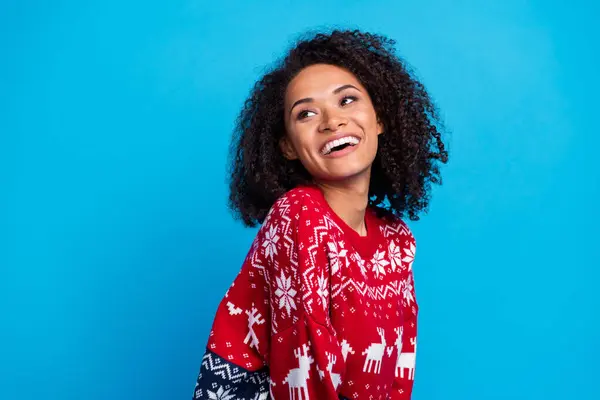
top-left (285, 64), bottom-right (364, 102)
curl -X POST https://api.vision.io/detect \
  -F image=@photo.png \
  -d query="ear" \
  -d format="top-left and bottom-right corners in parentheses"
top-left (376, 118), bottom-right (385, 136)
top-left (279, 136), bottom-right (298, 160)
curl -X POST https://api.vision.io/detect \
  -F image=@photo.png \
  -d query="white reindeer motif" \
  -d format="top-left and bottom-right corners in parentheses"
top-left (340, 339), bottom-right (355, 361)
top-left (392, 327), bottom-right (404, 377)
top-left (327, 353), bottom-right (342, 389)
top-left (244, 305), bottom-right (265, 350)
top-left (317, 352), bottom-right (342, 390)
top-left (283, 343), bottom-right (314, 400)
top-left (396, 337), bottom-right (417, 379)
top-left (362, 327), bottom-right (387, 374)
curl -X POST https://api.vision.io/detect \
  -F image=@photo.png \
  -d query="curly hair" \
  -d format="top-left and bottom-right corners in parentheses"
top-left (227, 29), bottom-right (449, 227)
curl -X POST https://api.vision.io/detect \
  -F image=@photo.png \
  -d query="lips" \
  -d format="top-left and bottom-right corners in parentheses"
top-left (322, 140), bottom-right (360, 158)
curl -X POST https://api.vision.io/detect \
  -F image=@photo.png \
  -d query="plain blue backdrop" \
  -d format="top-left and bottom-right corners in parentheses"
top-left (1, 0), bottom-right (598, 399)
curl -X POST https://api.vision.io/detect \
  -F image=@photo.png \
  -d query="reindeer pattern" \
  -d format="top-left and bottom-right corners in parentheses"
top-left (316, 352), bottom-right (342, 390)
top-left (396, 337), bottom-right (417, 380)
top-left (362, 327), bottom-right (387, 374)
top-left (283, 343), bottom-right (314, 400)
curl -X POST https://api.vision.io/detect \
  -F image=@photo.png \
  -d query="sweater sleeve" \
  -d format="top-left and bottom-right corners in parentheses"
top-left (391, 232), bottom-right (418, 399)
top-left (266, 198), bottom-right (346, 399)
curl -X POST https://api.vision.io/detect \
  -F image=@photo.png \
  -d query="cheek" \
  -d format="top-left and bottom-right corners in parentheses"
top-left (364, 135), bottom-right (379, 155)
top-left (286, 128), bottom-right (313, 157)
top-left (354, 107), bottom-right (377, 128)
top-left (291, 124), bottom-right (315, 145)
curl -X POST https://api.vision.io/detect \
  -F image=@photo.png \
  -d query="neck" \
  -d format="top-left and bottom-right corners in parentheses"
top-left (315, 175), bottom-right (370, 237)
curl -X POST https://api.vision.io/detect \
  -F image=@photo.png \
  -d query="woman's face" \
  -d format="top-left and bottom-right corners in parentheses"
top-left (281, 63), bottom-right (383, 182)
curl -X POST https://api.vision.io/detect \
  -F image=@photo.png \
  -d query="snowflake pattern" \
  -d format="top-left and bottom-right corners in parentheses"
top-left (371, 249), bottom-right (390, 279)
top-left (388, 240), bottom-right (402, 272)
top-left (327, 240), bottom-right (348, 275)
top-left (207, 386), bottom-right (236, 400)
top-left (402, 241), bottom-right (416, 271)
top-left (262, 225), bottom-right (280, 261)
top-left (274, 271), bottom-right (297, 316)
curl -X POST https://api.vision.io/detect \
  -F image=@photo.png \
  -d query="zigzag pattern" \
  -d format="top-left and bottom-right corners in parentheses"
top-left (380, 222), bottom-right (409, 238)
top-left (200, 351), bottom-right (270, 385)
top-left (302, 218), bottom-right (335, 313)
top-left (268, 195), bottom-right (300, 334)
top-left (194, 351), bottom-right (271, 400)
top-left (332, 278), bottom-right (402, 300)
top-left (201, 351), bottom-right (250, 383)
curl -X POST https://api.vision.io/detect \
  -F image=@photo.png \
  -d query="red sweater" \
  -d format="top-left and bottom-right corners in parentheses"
top-left (193, 185), bottom-right (418, 400)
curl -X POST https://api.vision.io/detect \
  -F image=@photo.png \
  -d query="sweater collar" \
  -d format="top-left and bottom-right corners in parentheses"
top-left (299, 184), bottom-right (383, 259)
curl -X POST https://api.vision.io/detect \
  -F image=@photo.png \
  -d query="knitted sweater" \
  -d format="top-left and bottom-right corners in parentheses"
top-left (193, 185), bottom-right (418, 400)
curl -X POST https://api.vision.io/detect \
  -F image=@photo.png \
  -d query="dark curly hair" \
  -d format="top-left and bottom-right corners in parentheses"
top-left (227, 29), bottom-right (449, 227)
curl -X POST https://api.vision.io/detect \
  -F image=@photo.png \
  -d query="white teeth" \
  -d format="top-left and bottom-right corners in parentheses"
top-left (321, 136), bottom-right (360, 155)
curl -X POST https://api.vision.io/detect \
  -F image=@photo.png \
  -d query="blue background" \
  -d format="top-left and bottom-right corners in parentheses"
top-left (1, 1), bottom-right (598, 399)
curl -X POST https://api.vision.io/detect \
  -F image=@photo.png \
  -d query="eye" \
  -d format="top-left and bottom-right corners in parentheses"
top-left (295, 96), bottom-right (357, 120)
top-left (297, 110), bottom-right (316, 120)
top-left (340, 95), bottom-right (358, 106)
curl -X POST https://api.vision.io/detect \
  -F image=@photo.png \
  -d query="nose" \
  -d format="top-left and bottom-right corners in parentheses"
top-left (318, 108), bottom-right (348, 132)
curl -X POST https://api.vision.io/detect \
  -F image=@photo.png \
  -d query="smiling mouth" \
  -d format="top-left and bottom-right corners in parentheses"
top-left (321, 136), bottom-right (361, 155)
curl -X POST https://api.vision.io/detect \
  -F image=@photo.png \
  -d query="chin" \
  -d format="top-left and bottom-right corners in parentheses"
top-left (301, 150), bottom-right (377, 182)
top-left (315, 165), bottom-right (373, 182)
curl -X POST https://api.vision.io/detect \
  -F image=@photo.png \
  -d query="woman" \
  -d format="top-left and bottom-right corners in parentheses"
top-left (193, 29), bottom-right (448, 399)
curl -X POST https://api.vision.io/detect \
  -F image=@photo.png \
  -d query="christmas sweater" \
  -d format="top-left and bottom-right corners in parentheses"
top-left (193, 185), bottom-right (418, 400)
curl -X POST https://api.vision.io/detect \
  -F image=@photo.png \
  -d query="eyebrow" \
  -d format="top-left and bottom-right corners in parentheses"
top-left (288, 84), bottom-right (361, 117)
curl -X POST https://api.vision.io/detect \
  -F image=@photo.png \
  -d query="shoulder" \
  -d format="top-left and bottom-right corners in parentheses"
top-left (257, 187), bottom-right (332, 330)
top-left (260, 185), bottom-right (325, 231)
top-left (373, 212), bottom-right (417, 274)
top-left (373, 210), bottom-right (417, 269)
top-left (248, 186), bottom-right (327, 267)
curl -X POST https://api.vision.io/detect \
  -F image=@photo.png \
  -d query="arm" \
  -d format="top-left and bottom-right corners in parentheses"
top-left (266, 196), bottom-right (346, 399)
top-left (192, 192), bottom-right (346, 399)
